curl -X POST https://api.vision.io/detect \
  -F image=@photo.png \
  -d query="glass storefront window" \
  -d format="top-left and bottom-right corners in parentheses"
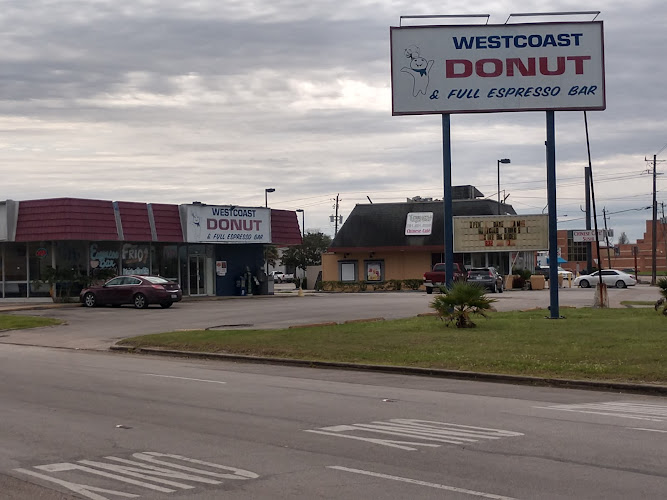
top-left (5, 243), bottom-right (27, 281)
top-left (29, 242), bottom-right (52, 297)
top-left (121, 243), bottom-right (150, 275)
top-left (55, 241), bottom-right (87, 274)
top-left (151, 244), bottom-right (179, 281)
top-left (4, 243), bottom-right (27, 297)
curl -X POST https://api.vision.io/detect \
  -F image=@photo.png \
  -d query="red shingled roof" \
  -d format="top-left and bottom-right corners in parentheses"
top-left (271, 209), bottom-right (302, 246)
top-left (15, 198), bottom-right (118, 242)
top-left (116, 201), bottom-right (152, 241)
top-left (13, 198), bottom-right (300, 245)
top-left (151, 203), bottom-right (183, 242)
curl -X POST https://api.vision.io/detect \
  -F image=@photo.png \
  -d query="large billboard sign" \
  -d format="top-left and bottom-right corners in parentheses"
top-left (453, 214), bottom-right (549, 253)
top-left (183, 205), bottom-right (271, 243)
top-left (391, 22), bottom-right (605, 115)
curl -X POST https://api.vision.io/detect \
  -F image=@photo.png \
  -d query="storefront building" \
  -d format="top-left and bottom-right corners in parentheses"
top-left (0, 198), bottom-right (301, 298)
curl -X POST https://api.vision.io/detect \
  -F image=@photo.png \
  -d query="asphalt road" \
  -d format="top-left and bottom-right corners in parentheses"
top-left (0, 284), bottom-right (660, 350)
top-left (1, 344), bottom-right (666, 499)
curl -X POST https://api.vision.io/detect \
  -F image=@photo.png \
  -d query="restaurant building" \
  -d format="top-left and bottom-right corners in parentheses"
top-left (0, 198), bottom-right (301, 298)
top-left (322, 187), bottom-right (548, 283)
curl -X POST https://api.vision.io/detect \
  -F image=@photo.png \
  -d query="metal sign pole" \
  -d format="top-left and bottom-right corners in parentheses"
top-left (546, 111), bottom-right (560, 318)
top-left (442, 114), bottom-right (454, 286)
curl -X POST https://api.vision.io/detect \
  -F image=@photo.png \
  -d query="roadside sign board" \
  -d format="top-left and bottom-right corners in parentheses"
top-left (390, 21), bottom-right (605, 115)
top-left (453, 214), bottom-right (548, 253)
top-left (573, 229), bottom-right (609, 242)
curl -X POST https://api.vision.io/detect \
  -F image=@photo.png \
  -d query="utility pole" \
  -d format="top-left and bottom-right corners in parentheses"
top-left (652, 155), bottom-right (657, 285)
top-left (585, 164), bottom-right (593, 272)
top-left (602, 207), bottom-right (612, 268)
top-left (334, 194), bottom-right (340, 237)
top-left (662, 202), bottom-right (667, 273)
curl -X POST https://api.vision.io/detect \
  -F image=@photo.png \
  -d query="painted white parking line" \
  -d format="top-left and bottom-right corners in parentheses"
top-left (305, 419), bottom-right (523, 451)
top-left (535, 402), bottom-right (667, 422)
top-left (144, 374), bottom-right (227, 384)
top-left (328, 466), bottom-right (519, 499)
top-left (630, 428), bottom-right (667, 433)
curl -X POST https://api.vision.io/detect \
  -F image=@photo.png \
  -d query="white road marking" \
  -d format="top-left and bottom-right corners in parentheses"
top-left (305, 419), bottom-right (523, 450)
top-left (13, 452), bottom-right (259, 500)
top-left (328, 466), bottom-right (519, 499)
top-left (144, 374), bottom-right (227, 384)
top-left (35, 463), bottom-right (176, 493)
top-left (13, 468), bottom-right (139, 500)
top-left (630, 428), bottom-right (667, 433)
top-left (305, 430), bottom-right (441, 451)
top-left (536, 402), bottom-right (667, 422)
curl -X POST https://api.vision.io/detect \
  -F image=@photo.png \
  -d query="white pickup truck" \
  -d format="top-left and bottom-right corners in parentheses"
top-left (270, 271), bottom-right (294, 283)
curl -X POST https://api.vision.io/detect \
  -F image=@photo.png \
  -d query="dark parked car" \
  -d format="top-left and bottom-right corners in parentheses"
top-left (466, 267), bottom-right (504, 293)
top-left (80, 275), bottom-right (182, 309)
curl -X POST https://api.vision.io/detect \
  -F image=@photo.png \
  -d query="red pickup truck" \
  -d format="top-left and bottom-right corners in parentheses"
top-left (423, 263), bottom-right (466, 294)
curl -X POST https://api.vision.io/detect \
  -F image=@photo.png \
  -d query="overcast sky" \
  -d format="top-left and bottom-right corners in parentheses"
top-left (1, 0), bottom-right (666, 243)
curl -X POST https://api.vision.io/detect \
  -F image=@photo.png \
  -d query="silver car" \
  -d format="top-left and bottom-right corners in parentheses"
top-left (573, 269), bottom-right (637, 289)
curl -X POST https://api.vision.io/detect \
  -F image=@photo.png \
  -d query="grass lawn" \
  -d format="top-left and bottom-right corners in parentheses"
top-left (118, 308), bottom-right (667, 384)
top-left (0, 314), bottom-right (64, 331)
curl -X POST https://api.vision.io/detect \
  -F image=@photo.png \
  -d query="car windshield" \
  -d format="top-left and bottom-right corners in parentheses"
top-left (143, 276), bottom-right (170, 284)
top-left (469, 269), bottom-right (490, 276)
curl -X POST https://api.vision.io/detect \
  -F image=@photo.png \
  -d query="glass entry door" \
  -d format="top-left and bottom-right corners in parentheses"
top-left (189, 254), bottom-right (206, 295)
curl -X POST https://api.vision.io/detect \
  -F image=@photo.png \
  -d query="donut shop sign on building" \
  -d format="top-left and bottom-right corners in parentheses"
top-left (390, 21), bottom-right (605, 114)
top-left (182, 204), bottom-right (271, 243)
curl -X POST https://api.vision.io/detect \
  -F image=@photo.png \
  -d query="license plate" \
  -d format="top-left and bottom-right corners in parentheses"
top-left (171, 294), bottom-right (177, 298)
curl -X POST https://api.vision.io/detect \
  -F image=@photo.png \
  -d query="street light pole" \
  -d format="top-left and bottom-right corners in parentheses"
top-left (497, 158), bottom-right (511, 215)
top-left (265, 187), bottom-right (275, 208)
top-left (296, 209), bottom-right (305, 237)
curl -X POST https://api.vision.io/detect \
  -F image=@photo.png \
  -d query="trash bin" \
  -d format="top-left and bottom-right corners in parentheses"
top-left (530, 275), bottom-right (545, 290)
top-left (235, 277), bottom-right (247, 296)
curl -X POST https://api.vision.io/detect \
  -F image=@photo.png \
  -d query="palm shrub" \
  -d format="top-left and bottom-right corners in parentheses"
top-left (430, 281), bottom-right (496, 328)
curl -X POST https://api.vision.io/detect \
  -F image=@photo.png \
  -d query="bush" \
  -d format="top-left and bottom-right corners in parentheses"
top-left (430, 282), bottom-right (496, 328)
top-left (403, 279), bottom-right (423, 290)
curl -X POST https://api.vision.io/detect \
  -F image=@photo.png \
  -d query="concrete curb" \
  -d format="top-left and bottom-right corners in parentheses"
top-left (109, 345), bottom-right (667, 397)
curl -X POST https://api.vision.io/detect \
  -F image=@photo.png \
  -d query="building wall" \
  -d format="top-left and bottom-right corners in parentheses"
top-left (322, 251), bottom-right (431, 282)
top-left (558, 218), bottom-right (667, 274)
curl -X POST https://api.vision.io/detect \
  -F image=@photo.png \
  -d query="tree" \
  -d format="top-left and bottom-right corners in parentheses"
top-left (617, 232), bottom-right (629, 245)
top-left (281, 231), bottom-right (332, 272)
top-left (264, 244), bottom-right (280, 268)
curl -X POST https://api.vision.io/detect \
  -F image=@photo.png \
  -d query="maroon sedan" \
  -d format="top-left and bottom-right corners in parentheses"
top-left (80, 275), bottom-right (182, 309)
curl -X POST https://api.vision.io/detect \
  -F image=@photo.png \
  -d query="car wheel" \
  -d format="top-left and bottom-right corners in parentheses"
top-left (579, 279), bottom-right (590, 288)
top-left (426, 287), bottom-right (433, 294)
top-left (83, 292), bottom-right (96, 308)
top-left (616, 280), bottom-right (627, 289)
top-left (133, 293), bottom-right (148, 309)
top-left (160, 302), bottom-right (173, 309)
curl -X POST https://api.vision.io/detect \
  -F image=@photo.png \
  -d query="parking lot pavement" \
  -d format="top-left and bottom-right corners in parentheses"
top-left (0, 283), bottom-right (660, 350)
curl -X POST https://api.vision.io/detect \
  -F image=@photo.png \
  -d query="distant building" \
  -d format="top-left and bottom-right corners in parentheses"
top-left (321, 186), bottom-right (546, 283)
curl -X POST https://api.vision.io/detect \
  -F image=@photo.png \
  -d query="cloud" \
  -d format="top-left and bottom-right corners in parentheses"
top-left (0, 1), bottom-right (665, 244)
